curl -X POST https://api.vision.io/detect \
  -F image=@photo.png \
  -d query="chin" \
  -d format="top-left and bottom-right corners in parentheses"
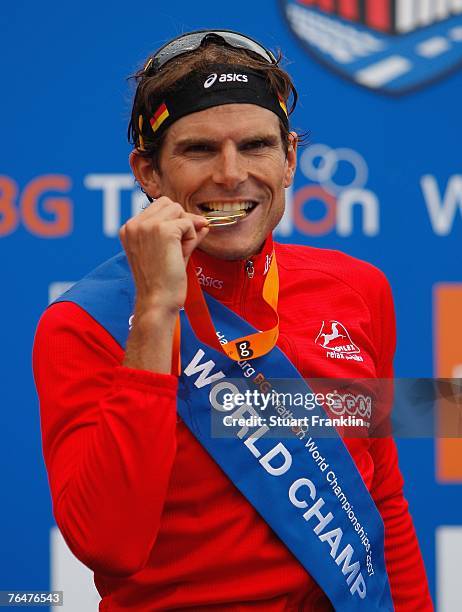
top-left (200, 231), bottom-right (265, 261)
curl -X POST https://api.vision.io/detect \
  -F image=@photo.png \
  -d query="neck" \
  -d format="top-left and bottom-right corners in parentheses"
top-left (191, 234), bottom-right (274, 305)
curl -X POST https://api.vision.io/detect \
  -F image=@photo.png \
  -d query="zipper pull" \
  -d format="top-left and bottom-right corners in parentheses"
top-left (245, 260), bottom-right (255, 279)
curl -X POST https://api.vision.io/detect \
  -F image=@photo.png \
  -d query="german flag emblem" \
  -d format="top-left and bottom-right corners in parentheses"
top-left (150, 102), bottom-right (170, 133)
top-left (278, 95), bottom-right (288, 118)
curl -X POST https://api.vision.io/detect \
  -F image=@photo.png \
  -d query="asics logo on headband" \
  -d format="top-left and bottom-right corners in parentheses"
top-left (204, 74), bottom-right (218, 88)
top-left (203, 72), bottom-right (249, 88)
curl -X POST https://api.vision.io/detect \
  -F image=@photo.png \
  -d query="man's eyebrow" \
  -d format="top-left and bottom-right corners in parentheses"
top-left (239, 134), bottom-right (280, 145)
top-left (173, 137), bottom-right (219, 150)
top-left (173, 134), bottom-right (280, 150)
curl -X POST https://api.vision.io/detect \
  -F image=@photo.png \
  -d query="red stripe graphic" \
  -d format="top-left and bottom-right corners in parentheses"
top-left (366, 0), bottom-right (391, 32)
top-left (153, 103), bottom-right (167, 122)
top-left (338, 0), bottom-right (359, 21)
top-left (318, 0), bottom-right (336, 11)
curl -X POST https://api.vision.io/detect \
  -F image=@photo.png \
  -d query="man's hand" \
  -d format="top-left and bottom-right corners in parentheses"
top-left (119, 197), bottom-right (209, 373)
top-left (120, 197), bottom-right (209, 312)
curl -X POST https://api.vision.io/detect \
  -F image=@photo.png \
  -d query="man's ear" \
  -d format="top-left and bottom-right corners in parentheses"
top-left (129, 150), bottom-right (162, 199)
top-left (284, 131), bottom-right (298, 189)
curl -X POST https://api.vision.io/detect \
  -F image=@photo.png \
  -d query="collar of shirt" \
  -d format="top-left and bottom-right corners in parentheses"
top-left (191, 234), bottom-right (274, 306)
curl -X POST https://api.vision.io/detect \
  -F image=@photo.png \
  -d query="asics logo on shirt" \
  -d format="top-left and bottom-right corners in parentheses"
top-left (195, 267), bottom-right (224, 290)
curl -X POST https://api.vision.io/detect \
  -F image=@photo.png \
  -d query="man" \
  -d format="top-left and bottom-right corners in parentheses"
top-left (34, 30), bottom-right (432, 611)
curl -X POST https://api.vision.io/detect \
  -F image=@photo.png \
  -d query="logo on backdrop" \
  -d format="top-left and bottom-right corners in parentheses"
top-left (7, 170), bottom-right (458, 240)
top-left (276, 143), bottom-right (380, 238)
top-left (280, 0), bottom-right (462, 95)
top-left (315, 320), bottom-right (363, 361)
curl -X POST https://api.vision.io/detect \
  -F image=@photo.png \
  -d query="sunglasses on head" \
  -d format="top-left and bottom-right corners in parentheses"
top-left (143, 29), bottom-right (277, 74)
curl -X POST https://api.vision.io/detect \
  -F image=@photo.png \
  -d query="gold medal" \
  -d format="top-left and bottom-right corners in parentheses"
top-left (203, 209), bottom-right (247, 226)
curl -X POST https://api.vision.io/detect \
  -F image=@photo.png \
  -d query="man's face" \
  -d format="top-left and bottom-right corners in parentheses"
top-left (145, 103), bottom-right (297, 260)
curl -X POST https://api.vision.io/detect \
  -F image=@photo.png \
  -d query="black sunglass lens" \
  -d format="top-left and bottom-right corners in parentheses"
top-left (152, 30), bottom-right (274, 70)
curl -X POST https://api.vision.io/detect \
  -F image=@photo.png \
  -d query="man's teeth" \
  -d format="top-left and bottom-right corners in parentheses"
top-left (201, 202), bottom-right (255, 212)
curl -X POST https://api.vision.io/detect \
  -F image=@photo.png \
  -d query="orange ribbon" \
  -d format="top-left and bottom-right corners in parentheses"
top-left (171, 252), bottom-right (280, 375)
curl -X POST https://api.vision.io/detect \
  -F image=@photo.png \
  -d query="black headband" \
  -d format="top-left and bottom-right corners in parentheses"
top-left (139, 63), bottom-right (289, 147)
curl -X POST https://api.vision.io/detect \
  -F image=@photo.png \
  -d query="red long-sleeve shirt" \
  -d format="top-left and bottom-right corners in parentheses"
top-left (33, 237), bottom-right (433, 611)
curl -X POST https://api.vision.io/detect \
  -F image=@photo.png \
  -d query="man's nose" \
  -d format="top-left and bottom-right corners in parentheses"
top-left (212, 143), bottom-right (248, 189)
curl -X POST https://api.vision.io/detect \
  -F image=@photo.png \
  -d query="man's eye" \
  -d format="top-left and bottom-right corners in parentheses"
top-left (185, 144), bottom-right (212, 153)
top-left (242, 140), bottom-right (270, 150)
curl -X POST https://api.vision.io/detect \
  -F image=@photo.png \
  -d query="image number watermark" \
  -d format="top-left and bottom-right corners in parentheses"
top-left (0, 592), bottom-right (63, 606)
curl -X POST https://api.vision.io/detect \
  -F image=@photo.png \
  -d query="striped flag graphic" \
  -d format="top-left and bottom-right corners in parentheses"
top-left (296, 0), bottom-right (462, 34)
top-left (150, 103), bottom-right (169, 133)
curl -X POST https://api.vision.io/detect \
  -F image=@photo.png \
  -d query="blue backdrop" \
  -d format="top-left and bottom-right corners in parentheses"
top-left (2, 1), bottom-right (461, 609)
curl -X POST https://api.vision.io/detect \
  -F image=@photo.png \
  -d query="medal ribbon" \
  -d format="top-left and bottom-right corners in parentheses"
top-left (171, 252), bottom-right (280, 374)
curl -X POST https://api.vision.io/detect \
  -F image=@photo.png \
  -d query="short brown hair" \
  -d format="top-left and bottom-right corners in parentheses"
top-left (128, 42), bottom-right (299, 169)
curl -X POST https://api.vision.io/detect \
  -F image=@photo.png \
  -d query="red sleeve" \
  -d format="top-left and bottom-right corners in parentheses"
top-left (368, 275), bottom-right (433, 610)
top-left (370, 438), bottom-right (433, 610)
top-left (33, 301), bottom-right (178, 577)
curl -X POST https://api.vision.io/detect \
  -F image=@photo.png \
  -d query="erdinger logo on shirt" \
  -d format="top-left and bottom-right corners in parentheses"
top-left (203, 73), bottom-right (249, 88)
top-left (195, 267), bottom-right (224, 289)
top-left (315, 320), bottom-right (363, 362)
top-left (281, 0), bottom-right (462, 95)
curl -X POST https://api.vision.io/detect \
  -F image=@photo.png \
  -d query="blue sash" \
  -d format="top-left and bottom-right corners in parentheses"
top-left (56, 252), bottom-right (393, 611)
